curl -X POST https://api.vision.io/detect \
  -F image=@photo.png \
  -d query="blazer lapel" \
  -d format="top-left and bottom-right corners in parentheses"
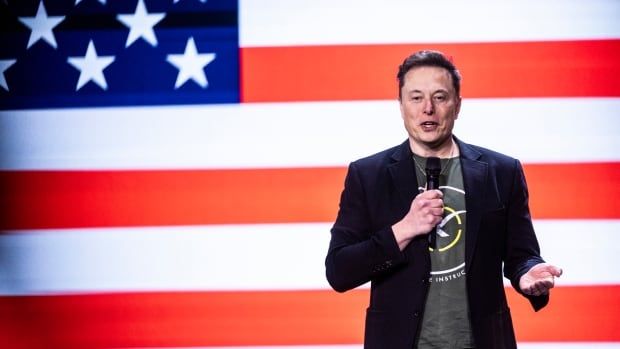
top-left (456, 138), bottom-right (488, 273)
top-left (388, 140), bottom-right (420, 212)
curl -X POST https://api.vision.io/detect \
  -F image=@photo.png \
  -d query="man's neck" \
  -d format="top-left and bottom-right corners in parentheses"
top-left (409, 137), bottom-right (458, 158)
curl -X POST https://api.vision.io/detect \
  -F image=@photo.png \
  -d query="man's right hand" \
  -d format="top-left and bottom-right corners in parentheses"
top-left (392, 189), bottom-right (444, 250)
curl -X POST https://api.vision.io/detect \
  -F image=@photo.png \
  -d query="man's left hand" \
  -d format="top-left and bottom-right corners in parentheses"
top-left (519, 263), bottom-right (563, 296)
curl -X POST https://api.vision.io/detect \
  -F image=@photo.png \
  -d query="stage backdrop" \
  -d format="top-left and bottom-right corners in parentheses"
top-left (1, 0), bottom-right (619, 348)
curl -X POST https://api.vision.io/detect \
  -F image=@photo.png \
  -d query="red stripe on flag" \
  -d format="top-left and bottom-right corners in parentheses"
top-left (0, 286), bottom-right (618, 347)
top-left (241, 39), bottom-right (620, 102)
top-left (0, 167), bottom-right (346, 229)
top-left (1, 162), bottom-right (619, 230)
top-left (523, 162), bottom-right (620, 220)
top-left (507, 285), bottom-right (620, 342)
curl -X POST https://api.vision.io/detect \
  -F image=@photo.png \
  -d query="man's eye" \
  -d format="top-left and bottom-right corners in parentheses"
top-left (411, 96), bottom-right (422, 102)
top-left (434, 95), bottom-right (446, 102)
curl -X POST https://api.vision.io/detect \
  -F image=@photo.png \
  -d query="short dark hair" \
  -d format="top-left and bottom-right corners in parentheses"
top-left (397, 50), bottom-right (462, 100)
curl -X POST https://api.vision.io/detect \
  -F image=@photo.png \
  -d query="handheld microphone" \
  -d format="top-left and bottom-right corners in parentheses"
top-left (425, 157), bottom-right (441, 248)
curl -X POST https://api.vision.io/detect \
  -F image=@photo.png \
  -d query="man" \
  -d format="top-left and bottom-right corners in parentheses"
top-left (325, 50), bottom-right (562, 348)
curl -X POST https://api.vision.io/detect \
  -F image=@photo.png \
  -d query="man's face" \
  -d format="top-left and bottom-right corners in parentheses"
top-left (399, 66), bottom-right (461, 152)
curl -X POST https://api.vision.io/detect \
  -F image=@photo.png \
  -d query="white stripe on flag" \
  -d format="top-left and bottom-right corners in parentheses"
top-left (1, 98), bottom-right (618, 170)
top-left (240, 0), bottom-right (620, 46)
top-left (1, 220), bottom-right (618, 295)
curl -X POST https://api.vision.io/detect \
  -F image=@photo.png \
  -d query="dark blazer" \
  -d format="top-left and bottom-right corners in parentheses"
top-left (326, 137), bottom-right (547, 349)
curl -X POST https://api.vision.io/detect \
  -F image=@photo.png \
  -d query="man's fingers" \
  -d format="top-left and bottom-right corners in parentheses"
top-left (523, 286), bottom-right (536, 296)
top-left (536, 263), bottom-right (563, 277)
top-left (420, 189), bottom-right (443, 199)
top-left (535, 281), bottom-right (552, 296)
top-left (540, 278), bottom-right (554, 289)
top-left (534, 286), bottom-right (549, 296)
top-left (424, 207), bottom-right (443, 216)
top-left (524, 278), bottom-right (555, 296)
top-left (430, 199), bottom-right (444, 208)
top-left (549, 265), bottom-right (563, 277)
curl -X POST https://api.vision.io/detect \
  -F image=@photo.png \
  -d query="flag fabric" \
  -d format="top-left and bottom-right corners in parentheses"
top-left (1, 0), bottom-right (619, 348)
top-left (0, 0), bottom-right (238, 108)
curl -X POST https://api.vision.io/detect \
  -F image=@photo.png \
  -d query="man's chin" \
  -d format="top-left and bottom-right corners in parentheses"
top-left (421, 137), bottom-right (452, 151)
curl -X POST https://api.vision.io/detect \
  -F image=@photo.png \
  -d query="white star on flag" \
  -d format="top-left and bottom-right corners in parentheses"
top-left (75, 0), bottom-right (106, 5)
top-left (166, 37), bottom-right (216, 89)
top-left (0, 59), bottom-right (17, 91)
top-left (117, 0), bottom-right (166, 48)
top-left (18, 1), bottom-right (65, 49)
top-left (67, 40), bottom-right (115, 91)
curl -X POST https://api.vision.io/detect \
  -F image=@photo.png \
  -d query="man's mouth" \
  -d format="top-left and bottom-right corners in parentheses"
top-left (421, 121), bottom-right (439, 130)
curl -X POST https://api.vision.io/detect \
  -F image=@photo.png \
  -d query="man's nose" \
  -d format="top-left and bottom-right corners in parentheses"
top-left (423, 98), bottom-right (434, 115)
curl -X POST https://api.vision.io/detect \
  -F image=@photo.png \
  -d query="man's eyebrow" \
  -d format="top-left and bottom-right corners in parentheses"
top-left (406, 89), bottom-right (423, 94)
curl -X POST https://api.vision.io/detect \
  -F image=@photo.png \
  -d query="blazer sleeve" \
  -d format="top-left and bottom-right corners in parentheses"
top-left (325, 161), bottom-right (406, 293)
top-left (503, 159), bottom-right (549, 310)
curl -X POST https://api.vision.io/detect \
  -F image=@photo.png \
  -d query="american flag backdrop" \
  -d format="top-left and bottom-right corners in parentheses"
top-left (0, 0), bottom-right (619, 348)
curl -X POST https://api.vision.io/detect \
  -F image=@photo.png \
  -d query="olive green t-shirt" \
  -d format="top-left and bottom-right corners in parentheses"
top-left (413, 154), bottom-right (475, 349)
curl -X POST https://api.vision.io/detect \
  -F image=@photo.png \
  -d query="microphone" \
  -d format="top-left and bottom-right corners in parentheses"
top-left (425, 157), bottom-right (441, 248)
